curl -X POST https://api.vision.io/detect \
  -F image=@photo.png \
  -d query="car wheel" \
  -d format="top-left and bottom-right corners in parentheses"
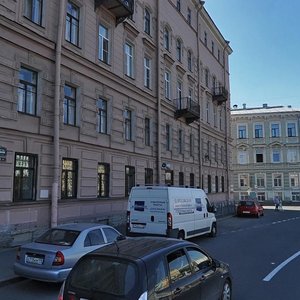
top-left (256, 212), bottom-right (259, 218)
top-left (177, 230), bottom-right (185, 240)
top-left (209, 222), bottom-right (217, 237)
top-left (220, 280), bottom-right (231, 300)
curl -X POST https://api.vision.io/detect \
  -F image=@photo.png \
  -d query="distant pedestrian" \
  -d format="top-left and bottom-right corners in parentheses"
top-left (273, 196), bottom-right (280, 211)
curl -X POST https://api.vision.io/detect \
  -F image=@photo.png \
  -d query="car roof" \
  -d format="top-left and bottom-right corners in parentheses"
top-left (52, 223), bottom-right (110, 232)
top-left (88, 237), bottom-right (195, 260)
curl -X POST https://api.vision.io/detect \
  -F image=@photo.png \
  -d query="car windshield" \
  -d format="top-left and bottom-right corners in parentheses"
top-left (69, 257), bottom-right (137, 297)
top-left (239, 201), bottom-right (255, 207)
top-left (35, 229), bottom-right (80, 246)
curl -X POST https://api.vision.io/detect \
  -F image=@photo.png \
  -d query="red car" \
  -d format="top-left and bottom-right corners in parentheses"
top-left (236, 200), bottom-right (264, 218)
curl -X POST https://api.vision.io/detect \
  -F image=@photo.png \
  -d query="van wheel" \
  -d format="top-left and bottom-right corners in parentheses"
top-left (209, 223), bottom-right (217, 237)
top-left (177, 230), bottom-right (185, 240)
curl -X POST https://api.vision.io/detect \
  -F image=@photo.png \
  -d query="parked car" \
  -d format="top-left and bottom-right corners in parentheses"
top-left (14, 223), bottom-right (123, 282)
top-left (58, 237), bottom-right (232, 300)
top-left (236, 200), bottom-right (264, 218)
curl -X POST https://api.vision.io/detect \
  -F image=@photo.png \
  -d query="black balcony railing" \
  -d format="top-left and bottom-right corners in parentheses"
top-left (212, 86), bottom-right (228, 104)
top-left (95, 0), bottom-right (134, 24)
top-left (173, 97), bottom-right (200, 124)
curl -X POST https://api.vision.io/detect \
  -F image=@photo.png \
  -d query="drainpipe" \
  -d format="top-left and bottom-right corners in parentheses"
top-left (51, 0), bottom-right (66, 227)
top-left (196, 2), bottom-right (205, 188)
top-left (223, 41), bottom-right (230, 202)
top-left (156, 0), bottom-right (161, 184)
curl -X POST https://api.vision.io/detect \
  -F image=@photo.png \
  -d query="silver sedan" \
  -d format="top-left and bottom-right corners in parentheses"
top-left (14, 223), bottom-right (123, 282)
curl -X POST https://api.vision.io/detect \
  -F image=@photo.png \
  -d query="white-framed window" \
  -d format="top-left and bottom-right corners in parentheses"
top-left (164, 70), bottom-right (171, 99)
top-left (240, 192), bottom-right (249, 200)
top-left (144, 8), bottom-right (151, 35)
top-left (63, 84), bottom-right (76, 126)
top-left (272, 148), bottom-right (281, 163)
top-left (164, 27), bottom-right (170, 51)
top-left (271, 123), bottom-right (280, 137)
top-left (287, 148), bottom-right (298, 162)
top-left (290, 173), bottom-right (299, 187)
top-left (257, 192), bottom-right (266, 201)
top-left (291, 191), bottom-right (300, 201)
top-left (177, 80), bottom-right (182, 100)
top-left (24, 0), bottom-right (43, 25)
top-left (239, 174), bottom-right (249, 188)
top-left (176, 39), bottom-right (182, 62)
top-left (273, 173), bottom-right (283, 187)
top-left (254, 124), bottom-right (263, 138)
top-left (237, 149), bottom-right (249, 164)
top-left (125, 42), bottom-right (134, 77)
top-left (99, 24), bottom-right (109, 64)
top-left (287, 122), bottom-right (297, 137)
top-left (144, 57), bottom-right (151, 89)
top-left (66, 1), bottom-right (79, 46)
top-left (256, 173), bottom-right (266, 188)
top-left (124, 109), bottom-right (132, 141)
top-left (238, 125), bottom-right (247, 139)
top-left (97, 98), bottom-right (107, 134)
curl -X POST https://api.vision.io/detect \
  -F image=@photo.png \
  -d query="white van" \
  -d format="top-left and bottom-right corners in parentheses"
top-left (126, 186), bottom-right (217, 239)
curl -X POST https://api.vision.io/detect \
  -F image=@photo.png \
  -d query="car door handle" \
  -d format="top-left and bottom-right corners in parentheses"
top-left (199, 275), bottom-right (206, 282)
top-left (174, 288), bottom-right (182, 295)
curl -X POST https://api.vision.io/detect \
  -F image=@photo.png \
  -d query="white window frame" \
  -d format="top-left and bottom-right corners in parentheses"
top-left (254, 123), bottom-right (264, 138)
top-left (144, 57), bottom-right (151, 89)
top-left (287, 148), bottom-right (298, 162)
top-left (273, 173), bottom-right (283, 187)
top-left (238, 124), bottom-right (247, 139)
top-left (164, 70), bottom-right (171, 99)
top-left (255, 173), bottom-right (266, 188)
top-left (287, 122), bottom-right (297, 137)
top-left (272, 148), bottom-right (281, 163)
top-left (99, 24), bottom-right (110, 64)
top-left (237, 149), bottom-right (249, 165)
top-left (290, 173), bottom-right (299, 187)
top-left (125, 42), bottom-right (134, 77)
top-left (239, 174), bottom-right (249, 188)
top-left (270, 123), bottom-right (280, 137)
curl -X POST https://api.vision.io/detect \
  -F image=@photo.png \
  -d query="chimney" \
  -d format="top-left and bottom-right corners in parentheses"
top-left (242, 103), bottom-right (246, 109)
top-left (263, 103), bottom-right (268, 108)
top-left (233, 104), bottom-right (238, 109)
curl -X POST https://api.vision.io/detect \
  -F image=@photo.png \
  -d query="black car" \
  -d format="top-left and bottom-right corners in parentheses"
top-left (58, 237), bottom-right (232, 300)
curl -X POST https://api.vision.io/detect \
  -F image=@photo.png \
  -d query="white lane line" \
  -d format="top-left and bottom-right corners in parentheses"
top-left (263, 251), bottom-right (300, 282)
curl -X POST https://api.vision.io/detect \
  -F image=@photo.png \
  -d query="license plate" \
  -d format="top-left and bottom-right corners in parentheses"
top-left (133, 224), bottom-right (145, 228)
top-left (243, 211), bottom-right (250, 214)
top-left (25, 255), bottom-right (44, 265)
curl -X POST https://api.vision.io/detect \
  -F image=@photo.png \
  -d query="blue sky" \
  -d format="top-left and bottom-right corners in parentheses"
top-left (204, 0), bottom-right (300, 109)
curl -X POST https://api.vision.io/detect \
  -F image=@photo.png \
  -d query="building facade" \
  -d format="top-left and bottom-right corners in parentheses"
top-left (0, 0), bottom-right (232, 244)
top-left (231, 104), bottom-right (300, 203)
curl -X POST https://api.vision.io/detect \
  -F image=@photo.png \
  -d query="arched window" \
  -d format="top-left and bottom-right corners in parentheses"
top-left (144, 8), bottom-right (151, 35)
top-left (164, 27), bottom-right (170, 51)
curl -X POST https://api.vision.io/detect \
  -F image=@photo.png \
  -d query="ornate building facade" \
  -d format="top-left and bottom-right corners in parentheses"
top-left (0, 0), bottom-right (232, 244)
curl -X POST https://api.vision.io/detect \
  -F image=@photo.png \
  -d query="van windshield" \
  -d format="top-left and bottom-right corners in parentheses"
top-left (69, 256), bottom-right (137, 297)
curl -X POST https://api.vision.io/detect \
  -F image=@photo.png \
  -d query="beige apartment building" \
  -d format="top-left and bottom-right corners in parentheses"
top-left (231, 104), bottom-right (300, 203)
top-left (0, 0), bottom-right (232, 244)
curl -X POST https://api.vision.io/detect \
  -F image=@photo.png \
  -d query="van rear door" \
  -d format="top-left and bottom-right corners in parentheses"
top-left (129, 188), bottom-right (168, 235)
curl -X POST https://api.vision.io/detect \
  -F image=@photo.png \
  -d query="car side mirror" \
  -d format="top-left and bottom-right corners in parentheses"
top-left (208, 205), bottom-right (217, 213)
top-left (116, 234), bottom-right (126, 241)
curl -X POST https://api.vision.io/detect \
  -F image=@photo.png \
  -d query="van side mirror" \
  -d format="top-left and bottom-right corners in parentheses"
top-left (208, 204), bottom-right (217, 213)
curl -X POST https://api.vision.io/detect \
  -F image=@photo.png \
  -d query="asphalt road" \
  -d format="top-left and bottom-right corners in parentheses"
top-left (1, 206), bottom-right (300, 300)
top-left (192, 206), bottom-right (300, 300)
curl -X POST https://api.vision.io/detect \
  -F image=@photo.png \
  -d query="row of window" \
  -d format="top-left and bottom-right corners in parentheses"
top-left (240, 191), bottom-right (300, 202)
top-left (13, 153), bottom-right (227, 202)
top-left (237, 148), bottom-right (299, 164)
top-left (237, 122), bottom-right (298, 139)
top-left (238, 173), bottom-right (300, 189)
top-left (19, 66), bottom-right (227, 156)
top-left (24, 1), bottom-right (223, 100)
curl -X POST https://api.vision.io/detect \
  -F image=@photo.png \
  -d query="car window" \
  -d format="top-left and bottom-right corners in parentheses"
top-left (148, 259), bottom-right (170, 294)
top-left (69, 257), bottom-right (137, 297)
top-left (167, 249), bottom-right (192, 283)
top-left (84, 229), bottom-right (105, 247)
top-left (187, 248), bottom-right (211, 272)
top-left (102, 227), bottom-right (119, 243)
top-left (35, 229), bottom-right (79, 246)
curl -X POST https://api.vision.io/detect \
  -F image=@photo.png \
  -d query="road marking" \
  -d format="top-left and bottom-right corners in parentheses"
top-left (263, 251), bottom-right (300, 282)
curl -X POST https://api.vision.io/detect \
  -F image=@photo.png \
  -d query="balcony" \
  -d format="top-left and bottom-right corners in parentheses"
top-left (95, 0), bottom-right (134, 24)
top-left (173, 97), bottom-right (200, 124)
top-left (212, 86), bottom-right (228, 105)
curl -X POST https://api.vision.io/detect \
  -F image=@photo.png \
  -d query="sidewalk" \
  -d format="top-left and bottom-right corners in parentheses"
top-left (0, 247), bottom-right (22, 286)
